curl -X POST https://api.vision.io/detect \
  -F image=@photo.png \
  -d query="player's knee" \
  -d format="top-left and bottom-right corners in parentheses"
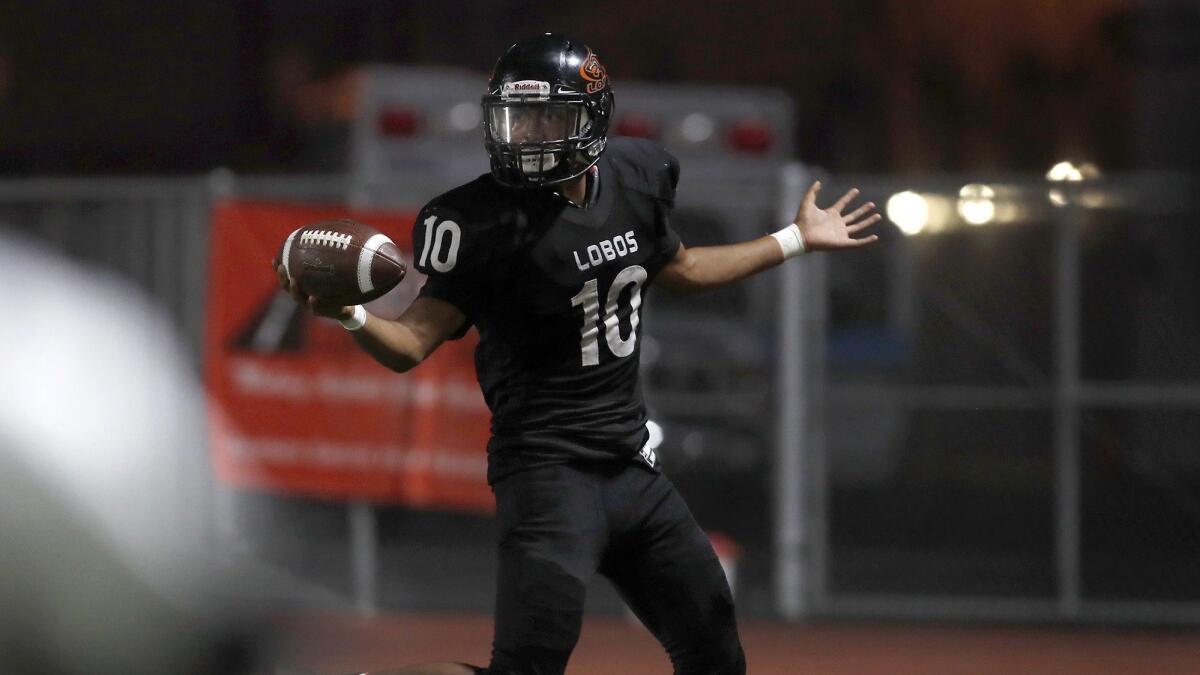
top-left (491, 555), bottom-right (587, 675)
top-left (716, 641), bottom-right (747, 675)
top-left (673, 587), bottom-right (744, 675)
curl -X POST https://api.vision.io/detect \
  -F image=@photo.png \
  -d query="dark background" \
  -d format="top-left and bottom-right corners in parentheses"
top-left (2, 0), bottom-right (1198, 176)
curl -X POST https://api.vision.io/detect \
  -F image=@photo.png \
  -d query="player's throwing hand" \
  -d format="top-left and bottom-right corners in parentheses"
top-left (792, 181), bottom-right (881, 251)
top-left (273, 260), bottom-right (353, 321)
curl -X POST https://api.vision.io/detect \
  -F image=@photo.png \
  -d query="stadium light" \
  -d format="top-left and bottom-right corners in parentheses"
top-left (887, 191), bottom-right (929, 235)
top-left (1047, 160), bottom-right (1084, 182)
top-left (957, 184), bottom-right (996, 225)
top-left (1047, 160), bottom-right (1101, 207)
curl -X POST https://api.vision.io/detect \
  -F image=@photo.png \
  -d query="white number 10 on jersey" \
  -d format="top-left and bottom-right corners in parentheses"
top-left (570, 265), bottom-right (648, 366)
top-left (419, 215), bottom-right (462, 272)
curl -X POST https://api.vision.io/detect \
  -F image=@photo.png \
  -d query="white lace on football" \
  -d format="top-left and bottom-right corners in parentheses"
top-left (300, 229), bottom-right (353, 251)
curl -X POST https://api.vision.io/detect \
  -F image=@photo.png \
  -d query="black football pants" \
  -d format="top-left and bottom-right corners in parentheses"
top-left (485, 461), bottom-right (746, 675)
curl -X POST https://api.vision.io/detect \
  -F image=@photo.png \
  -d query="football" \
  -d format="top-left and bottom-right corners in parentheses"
top-left (279, 218), bottom-right (407, 305)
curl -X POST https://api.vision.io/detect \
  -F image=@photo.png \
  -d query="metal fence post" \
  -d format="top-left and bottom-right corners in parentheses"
top-left (1054, 198), bottom-right (1082, 617)
top-left (347, 179), bottom-right (381, 616)
top-left (775, 164), bottom-right (821, 619)
top-left (777, 162), bottom-right (806, 614)
top-left (349, 500), bottom-right (379, 614)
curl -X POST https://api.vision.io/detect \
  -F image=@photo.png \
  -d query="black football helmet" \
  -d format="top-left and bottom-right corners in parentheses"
top-left (482, 34), bottom-right (614, 188)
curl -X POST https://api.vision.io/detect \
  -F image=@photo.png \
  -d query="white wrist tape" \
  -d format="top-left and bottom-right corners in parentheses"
top-left (770, 223), bottom-right (807, 259)
top-left (339, 305), bottom-right (368, 331)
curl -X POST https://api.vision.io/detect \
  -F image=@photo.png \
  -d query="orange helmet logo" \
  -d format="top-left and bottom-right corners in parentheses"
top-left (579, 50), bottom-right (609, 94)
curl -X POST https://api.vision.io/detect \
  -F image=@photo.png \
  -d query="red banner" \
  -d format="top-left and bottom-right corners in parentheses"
top-left (204, 200), bottom-right (493, 513)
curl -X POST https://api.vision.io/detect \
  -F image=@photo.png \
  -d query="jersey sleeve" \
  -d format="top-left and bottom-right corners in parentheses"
top-left (412, 202), bottom-right (487, 339)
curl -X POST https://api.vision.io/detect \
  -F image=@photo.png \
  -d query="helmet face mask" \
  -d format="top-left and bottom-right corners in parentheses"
top-left (486, 103), bottom-right (591, 175)
top-left (483, 34), bottom-right (613, 188)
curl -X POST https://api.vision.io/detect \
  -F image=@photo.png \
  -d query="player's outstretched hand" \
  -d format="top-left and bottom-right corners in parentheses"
top-left (792, 181), bottom-right (881, 251)
top-left (273, 260), bottom-right (352, 321)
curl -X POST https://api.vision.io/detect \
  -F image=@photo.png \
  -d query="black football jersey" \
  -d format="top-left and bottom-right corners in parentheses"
top-left (411, 137), bottom-right (682, 483)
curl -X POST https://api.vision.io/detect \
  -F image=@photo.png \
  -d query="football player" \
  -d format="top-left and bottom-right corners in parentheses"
top-left (277, 33), bottom-right (878, 675)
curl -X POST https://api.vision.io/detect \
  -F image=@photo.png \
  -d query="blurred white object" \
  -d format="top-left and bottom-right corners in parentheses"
top-left (0, 231), bottom-right (207, 591)
top-left (0, 230), bottom-right (254, 674)
top-left (679, 112), bottom-right (716, 144)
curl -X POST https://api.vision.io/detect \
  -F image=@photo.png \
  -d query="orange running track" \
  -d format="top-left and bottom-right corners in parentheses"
top-left (275, 612), bottom-right (1200, 674)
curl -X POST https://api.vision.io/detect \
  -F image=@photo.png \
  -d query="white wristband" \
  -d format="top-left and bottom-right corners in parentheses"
top-left (339, 305), bottom-right (368, 331)
top-left (770, 223), bottom-right (807, 259)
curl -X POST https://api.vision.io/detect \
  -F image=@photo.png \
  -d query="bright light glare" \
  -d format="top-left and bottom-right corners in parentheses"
top-left (1047, 160), bottom-right (1102, 206)
top-left (957, 184), bottom-right (996, 225)
top-left (680, 113), bottom-right (715, 143)
top-left (1047, 161), bottom-right (1084, 182)
top-left (887, 191), bottom-right (929, 235)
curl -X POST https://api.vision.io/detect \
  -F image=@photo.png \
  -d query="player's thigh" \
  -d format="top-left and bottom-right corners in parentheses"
top-left (490, 463), bottom-right (605, 675)
top-left (602, 474), bottom-right (744, 675)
